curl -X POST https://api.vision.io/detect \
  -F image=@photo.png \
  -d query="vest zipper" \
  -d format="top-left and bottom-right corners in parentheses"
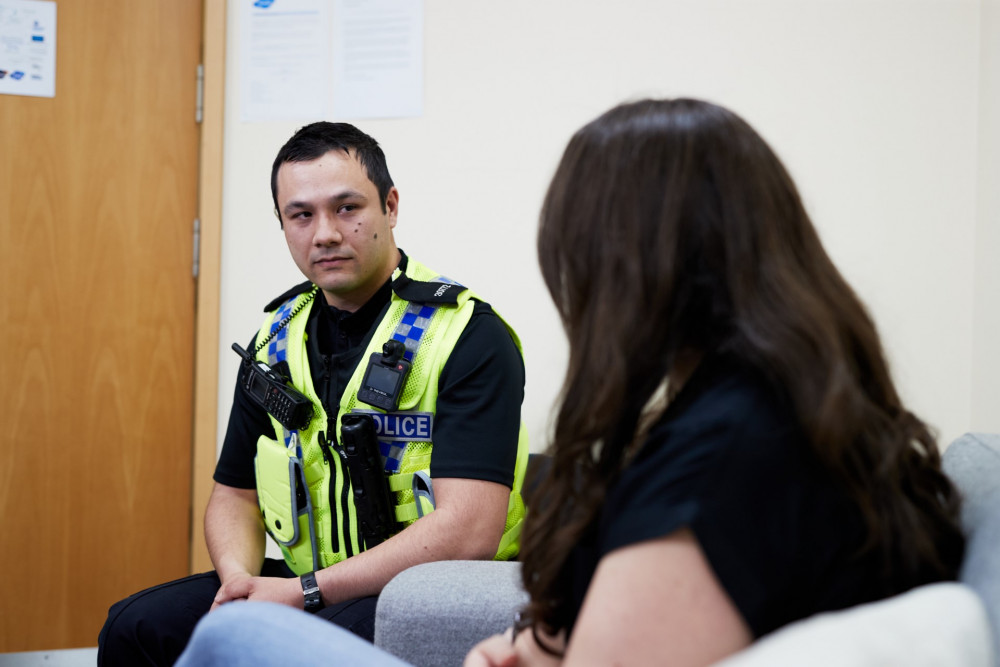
top-left (317, 431), bottom-right (340, 554)
top-left (323, 352), bottom-right (358, 559)
top-left (332, 431), bottom-right (356, 559)
top-left (319, 353), bottom-right (352, 559)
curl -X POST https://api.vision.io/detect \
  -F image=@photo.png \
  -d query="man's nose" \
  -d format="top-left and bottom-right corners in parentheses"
top-left (314, 213), bottom-right (342, 245)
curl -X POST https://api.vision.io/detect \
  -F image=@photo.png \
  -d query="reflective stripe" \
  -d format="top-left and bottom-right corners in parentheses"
top-left (391, 302), bottom-right (437, 361)
top-left (266, 297), bottom-right (297, 365)
top-left (395, 503), bottom-right (420, 523)
top-left (266, 296), bottom-right (300, 448)
top-left (388, 473), bottom-right (412, 492)
top-left (388, 275), bottom-right (461, 361)
top-left (379, 440), bottom-right (406, 473)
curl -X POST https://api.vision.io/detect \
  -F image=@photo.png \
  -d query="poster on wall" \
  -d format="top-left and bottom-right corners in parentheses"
top-left (332, 0), bottom-right (423, 119)
top-left (0, 0), bottom-right (56, 98)
top-left (238, 0), bottom-right (424, 122)
top-left (240, 0), bottom-right (331, 122)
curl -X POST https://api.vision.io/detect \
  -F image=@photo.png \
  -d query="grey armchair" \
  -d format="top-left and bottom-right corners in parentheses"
top-left (374, 433), bottom-right (1000, 667)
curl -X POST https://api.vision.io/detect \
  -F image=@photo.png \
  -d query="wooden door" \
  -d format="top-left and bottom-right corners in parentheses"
top-left (0, 0), bottom-right (202, 651)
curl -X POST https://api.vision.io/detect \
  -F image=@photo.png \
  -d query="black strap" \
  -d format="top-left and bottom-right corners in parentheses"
top-left (300, 571), bottom-right (324, 613)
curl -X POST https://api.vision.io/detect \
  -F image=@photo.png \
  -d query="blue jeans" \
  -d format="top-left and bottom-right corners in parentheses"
top-left (176, 601), bottom-right (411, 666)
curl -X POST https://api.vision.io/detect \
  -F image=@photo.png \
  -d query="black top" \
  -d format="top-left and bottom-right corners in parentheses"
top-left (566, 353), bottom-right (899, 638)
top-left (215, 253), bottom-right (524, 490)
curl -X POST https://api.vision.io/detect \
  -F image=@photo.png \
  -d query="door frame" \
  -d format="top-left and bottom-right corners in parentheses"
top-left (191, 0), bottom-right (226, 573)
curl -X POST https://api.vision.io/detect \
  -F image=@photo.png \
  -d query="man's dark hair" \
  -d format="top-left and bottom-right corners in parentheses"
top-left (270, 122), bottom-right (395, 225)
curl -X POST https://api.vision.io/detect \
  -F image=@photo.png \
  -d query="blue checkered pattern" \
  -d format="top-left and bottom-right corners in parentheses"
top-left (379, 440), bottom-right (406, 473)
top-left (380, 297), bottom-right (443, 470)
top-left (263, 285), bottom-right (446, 461)
top-left (391, 303), bottom-right (437, 361)
top-left (266, 298), bottom-right (298, 367)
top-left (266, 296), bottom-right (300, 447)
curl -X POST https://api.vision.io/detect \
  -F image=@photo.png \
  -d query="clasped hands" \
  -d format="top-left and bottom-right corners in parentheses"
top-left (211, 573), bottom-right (304, 612)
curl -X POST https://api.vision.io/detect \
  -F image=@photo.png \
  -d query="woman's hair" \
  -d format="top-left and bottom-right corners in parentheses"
top-left (520, 98), bottom-right (964, 635)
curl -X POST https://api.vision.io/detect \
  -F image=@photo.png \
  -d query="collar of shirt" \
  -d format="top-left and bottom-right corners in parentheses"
top-left (311, 250), bottom-right (407, 356)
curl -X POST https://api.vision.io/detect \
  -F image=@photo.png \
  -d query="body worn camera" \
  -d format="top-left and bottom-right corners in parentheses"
top-left (358, 340), bottom-right (411, 412)
top-left (232, 343), bottom-right (313, 431)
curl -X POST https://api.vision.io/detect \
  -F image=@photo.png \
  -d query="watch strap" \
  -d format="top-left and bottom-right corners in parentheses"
top-left (300, 571), bottom-right (324, 613)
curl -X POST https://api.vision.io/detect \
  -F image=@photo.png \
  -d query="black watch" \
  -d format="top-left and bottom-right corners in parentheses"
top-left (300, 571), bottom-right (324, 613)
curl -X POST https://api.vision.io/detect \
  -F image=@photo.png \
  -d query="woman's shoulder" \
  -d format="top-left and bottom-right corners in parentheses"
top-left (640, 352), bottom-right (800, 469)
top-left (602, 352), bottom-right (873, 637)
top-left (599, 353), bottom-right (805, 547)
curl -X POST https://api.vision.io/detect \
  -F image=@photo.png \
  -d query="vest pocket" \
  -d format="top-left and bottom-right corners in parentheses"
top-left (254, 435), bottom-right (300, 546)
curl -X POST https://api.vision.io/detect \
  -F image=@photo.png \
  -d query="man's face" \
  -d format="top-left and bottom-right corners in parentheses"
top-left (276, 149), bottom-right (400, 311)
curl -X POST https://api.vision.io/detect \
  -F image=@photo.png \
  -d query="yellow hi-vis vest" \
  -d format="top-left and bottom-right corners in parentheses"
top-left (253, 257), bottom-right (529, 575)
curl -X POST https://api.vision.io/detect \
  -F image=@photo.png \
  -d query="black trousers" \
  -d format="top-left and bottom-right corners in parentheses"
top-left (97, 558), bottom-right (379, 667)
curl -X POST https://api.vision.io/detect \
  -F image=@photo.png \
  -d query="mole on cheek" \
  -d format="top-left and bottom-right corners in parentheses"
top-left (374, 233), bottom-right (378, 239)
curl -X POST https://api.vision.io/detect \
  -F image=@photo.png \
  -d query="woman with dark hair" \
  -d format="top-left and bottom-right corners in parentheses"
top-left (175, 98), bottom-right (964, 666)
top-left (468, 97), bottom-right (965, 665)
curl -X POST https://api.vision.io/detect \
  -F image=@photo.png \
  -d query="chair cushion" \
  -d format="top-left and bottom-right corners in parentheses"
top-left (713, 583), bottom-right (993, 666)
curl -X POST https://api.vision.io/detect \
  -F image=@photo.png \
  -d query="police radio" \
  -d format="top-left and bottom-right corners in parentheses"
top-left (358, 340), bottom-right (411, 412)
top-left (232, 342), bottom-right (313, 431)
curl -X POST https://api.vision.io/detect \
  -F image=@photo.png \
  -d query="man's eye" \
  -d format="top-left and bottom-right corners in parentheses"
top-left (339, 204), bottom-right (357, 214)
top-left (291, 211), bottom-right (311, 220)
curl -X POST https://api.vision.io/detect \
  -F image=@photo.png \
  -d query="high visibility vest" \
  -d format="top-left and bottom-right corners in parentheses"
top-left (253, 257), bottom-right (529, 575)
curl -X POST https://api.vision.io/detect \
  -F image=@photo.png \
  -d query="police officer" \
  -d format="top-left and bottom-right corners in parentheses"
top-left (98, 122), bottom-right (527, 666)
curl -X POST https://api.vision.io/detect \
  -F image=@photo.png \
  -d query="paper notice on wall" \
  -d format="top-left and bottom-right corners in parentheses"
top-left (240, 0), bottom-right (331, 123)
top-left (332, 0), bottom-right (423, 120)
top-left (0, 0), bottom-right (56, 98)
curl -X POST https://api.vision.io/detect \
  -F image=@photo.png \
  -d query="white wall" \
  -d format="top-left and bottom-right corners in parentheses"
top-left (217, 0), bottom-right (992, 454)
top-left (973, 0), bottom-right (1000, 434)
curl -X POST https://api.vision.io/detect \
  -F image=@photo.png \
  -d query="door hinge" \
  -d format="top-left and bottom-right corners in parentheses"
top-left (192, 218), bottom-right (201, 279)
top-left (196, 64), bottom-right (204, 124)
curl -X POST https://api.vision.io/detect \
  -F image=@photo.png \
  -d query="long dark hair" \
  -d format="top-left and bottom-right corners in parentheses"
top-left (521, 98), bottom-right (964, 636)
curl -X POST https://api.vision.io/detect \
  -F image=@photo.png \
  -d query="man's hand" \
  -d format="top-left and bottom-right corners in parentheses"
top-left (211, 575), bottom-right (303, 611)
top-left (211, 572), bottom-right (252, 611)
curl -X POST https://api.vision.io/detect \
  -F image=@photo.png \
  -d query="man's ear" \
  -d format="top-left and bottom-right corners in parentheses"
top-left (385, 187), bottom-right (399, 229)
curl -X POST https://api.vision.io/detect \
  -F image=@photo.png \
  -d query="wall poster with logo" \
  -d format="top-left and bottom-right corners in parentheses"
top-left (0, 0), bottom-right (55, 98)
top-left (238, 0), bottom-right (423, 122)
top-left (240, 0), bottom-right (330, 122)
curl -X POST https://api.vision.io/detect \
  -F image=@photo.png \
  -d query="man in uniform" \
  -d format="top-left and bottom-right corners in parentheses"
top-left (98, 122), bottom-right (528, 666)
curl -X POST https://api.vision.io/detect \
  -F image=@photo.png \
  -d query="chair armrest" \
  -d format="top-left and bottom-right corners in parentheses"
top-left (375, 560), bottom-right (528, 667)
top-left (943, 432), bottom-right (1000, 664)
